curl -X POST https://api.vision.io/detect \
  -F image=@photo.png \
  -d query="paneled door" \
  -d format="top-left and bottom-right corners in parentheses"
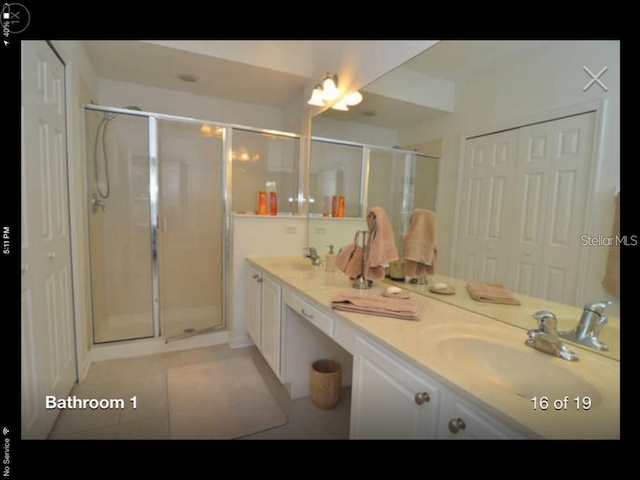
top-left (507, 113), bottom-right (595, 305)
top-left (455, 129), bottom-right (519, 282)
top-left (21, 41), bottom-right (77, 439)
top-left (456, 112), bottom-right (596, 306)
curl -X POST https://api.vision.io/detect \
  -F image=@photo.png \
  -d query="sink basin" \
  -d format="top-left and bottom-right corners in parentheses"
top-left (423, 324), bottom-right (603, 406)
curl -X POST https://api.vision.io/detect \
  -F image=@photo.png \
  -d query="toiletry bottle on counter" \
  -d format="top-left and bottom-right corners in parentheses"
top-left (325, 245), bottom-right (336, 272)
top-left (257, 191), bottom-right (267, 215)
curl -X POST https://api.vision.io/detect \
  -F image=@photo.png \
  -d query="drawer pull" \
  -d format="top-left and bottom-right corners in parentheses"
top-left (252, 273), bottom-right (260, 279)
top-left (448, 417), bottom-right (466, 434)
top-left (301, 308), bottom-right (314, 319)
top-left (414, 392), bottom-right (430, 405)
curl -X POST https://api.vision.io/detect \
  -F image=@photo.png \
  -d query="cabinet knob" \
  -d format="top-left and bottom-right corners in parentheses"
top-left (301, 308), bottom-right (314, 319)
top-left (47, 252), bottom-right (56, 260)
top-left (414, 392), bottom-right (430, 405)
top-left (21, 264), bottom-right (29, 273)
top-left (257, 277), bottom-right (263, 283)
top-left (252, 273), bottom-right (260, 279)
top-left (448, 417), bottom-right (466, 434)
top-left (525, 250), bottom-right (532, 256)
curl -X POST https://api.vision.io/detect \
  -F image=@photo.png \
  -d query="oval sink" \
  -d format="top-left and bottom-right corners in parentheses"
top-left (422, 324), bottom-right (604, 406)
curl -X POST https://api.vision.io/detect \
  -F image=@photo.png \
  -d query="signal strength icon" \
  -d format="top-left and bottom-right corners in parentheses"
top-left (2, 427), bottom-right (8, 435)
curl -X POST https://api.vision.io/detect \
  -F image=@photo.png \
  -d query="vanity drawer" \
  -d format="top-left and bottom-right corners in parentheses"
top-left (284, 289), bottom-right (334, 338)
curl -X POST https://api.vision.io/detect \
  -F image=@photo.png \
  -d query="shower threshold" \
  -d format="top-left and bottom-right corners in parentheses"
top-left (164, 325), bottom-right (223, 343)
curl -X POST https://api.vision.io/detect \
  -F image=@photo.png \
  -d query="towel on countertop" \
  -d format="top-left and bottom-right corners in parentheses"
top-left (365, 207), bottom-right (399, 280)
top-left (403, 209), bottom-right (438, 278)
top-left (331, 292), bottom-right (423, 321)
top-left (466, 281), bottom-right (521, 305)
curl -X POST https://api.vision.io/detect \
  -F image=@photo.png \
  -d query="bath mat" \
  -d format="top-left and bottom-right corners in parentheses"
top-left (167, 356), bottom-right (287, 439)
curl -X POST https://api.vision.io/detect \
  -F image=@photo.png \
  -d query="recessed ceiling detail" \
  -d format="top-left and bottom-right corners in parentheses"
top-left (178, 72), bottom-right (198, 83)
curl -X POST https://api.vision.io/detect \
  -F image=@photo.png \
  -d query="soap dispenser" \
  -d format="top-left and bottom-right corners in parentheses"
top-left (325, 245), bottom-right (337, 272)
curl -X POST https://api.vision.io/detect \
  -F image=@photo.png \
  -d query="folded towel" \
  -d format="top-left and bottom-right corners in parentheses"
top-left (331, 292), bottom-right (423, 321)
top-left (466, 281), bottom-right (521, 305)
top-left (365, 207), bottom-right (399, 280)
top-left (403, 209), bottom-right (438, 278)
top-left (335, 242), bottom-right (363, 279)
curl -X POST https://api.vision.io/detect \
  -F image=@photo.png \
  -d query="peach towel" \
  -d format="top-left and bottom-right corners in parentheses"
top-left (365, 207), bottom-right (399, 280)
top-left (466, 281), bottom-right (521, 306)
top-left (403, 209), bottom-right (438, 278)
top-left (331, 292), bottom-right (423, 321)
top-left (335, 242), bottom-right (363, 279)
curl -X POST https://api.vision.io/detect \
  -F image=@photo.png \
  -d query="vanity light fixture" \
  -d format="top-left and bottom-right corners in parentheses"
top-left (307, 72), bottom-right (363, 110)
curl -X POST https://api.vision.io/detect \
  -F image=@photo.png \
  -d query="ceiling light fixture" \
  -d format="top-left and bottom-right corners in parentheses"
top-left (307, 72), bottom-right (363, 111)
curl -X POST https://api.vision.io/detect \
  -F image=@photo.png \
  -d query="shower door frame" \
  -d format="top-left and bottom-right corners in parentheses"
top-left (83, 104), bottom-right (233, 342)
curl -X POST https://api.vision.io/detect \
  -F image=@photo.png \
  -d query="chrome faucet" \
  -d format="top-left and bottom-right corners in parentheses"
top-left (525, 311), bottom-right (579, 361)
top-left (559, 301), bottom-right (611, 352)
top-left (303, 247), bottom-right (323, 266)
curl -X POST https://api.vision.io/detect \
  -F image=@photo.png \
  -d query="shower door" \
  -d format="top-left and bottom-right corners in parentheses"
top-left (157, 119), bottom-right (224, 338)
top-left (85, 109), bottom-right (154, 343)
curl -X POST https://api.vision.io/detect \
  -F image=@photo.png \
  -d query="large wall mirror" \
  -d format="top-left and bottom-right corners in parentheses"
top-left (310, 40), bottom-right (620, 361)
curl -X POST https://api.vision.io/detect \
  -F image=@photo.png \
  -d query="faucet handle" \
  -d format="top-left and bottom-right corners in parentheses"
top-left (583, 301), bottom-right (612, 315)
top-left (532, 311), bottom-right (558, 335)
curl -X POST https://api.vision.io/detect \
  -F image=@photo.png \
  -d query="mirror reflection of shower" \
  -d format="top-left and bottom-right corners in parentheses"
top-left (92, 105), bottom-right (142, 213)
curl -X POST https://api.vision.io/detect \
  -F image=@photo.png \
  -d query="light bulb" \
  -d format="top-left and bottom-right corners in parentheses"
top-left (344, 91), bottom-right (363, 106)
top-left (308, 85), bottom-right (325, 106)
top-left (331, 99), bottom-right (349, 111)
top-left (322, 74), bottom-right (339, 101)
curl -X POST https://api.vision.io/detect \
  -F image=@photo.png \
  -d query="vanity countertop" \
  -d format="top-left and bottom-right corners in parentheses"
top-left (247, 255), bottom-right (620, 440)
top-left (385, 272), bottom-right (620, 361)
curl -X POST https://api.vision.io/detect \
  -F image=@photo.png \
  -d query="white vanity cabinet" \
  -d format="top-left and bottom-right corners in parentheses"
top-left (437, 390), bottom-right (527, 439)
top-left (246, 265), bottom-right (282, 377)
top-left (351, 335), bottom-right (527, 440)
top-left (350, 336), bottom-right (441, 439)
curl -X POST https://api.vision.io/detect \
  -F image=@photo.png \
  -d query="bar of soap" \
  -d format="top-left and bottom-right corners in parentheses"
top-left (433, 282), bottom-right (448, 290)
top-left (385, 286), bottom-right (402, 295)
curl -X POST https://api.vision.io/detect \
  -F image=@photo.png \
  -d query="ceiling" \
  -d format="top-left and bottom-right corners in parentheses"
top-left (82, 40), bottom-right (312, 108)
top-left (82, 40), bottom-right (554, 131)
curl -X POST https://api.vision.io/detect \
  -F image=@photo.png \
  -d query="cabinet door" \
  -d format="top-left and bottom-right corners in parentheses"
top-left (438, 390), bottom-right (527, 439)
top-left (260, 275), bottom-right (281, 376)
top-left (246, 265), bottom-right (262, 346)
top-left (350, 337), bottom-right (440, 439)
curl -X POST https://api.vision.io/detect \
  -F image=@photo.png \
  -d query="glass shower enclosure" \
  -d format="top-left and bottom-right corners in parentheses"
top-left (84, 106), bottom-right (226, 343)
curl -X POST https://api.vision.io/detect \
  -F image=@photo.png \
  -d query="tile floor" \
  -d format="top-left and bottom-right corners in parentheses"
top-left (48, 343), bottom-right (351, 440)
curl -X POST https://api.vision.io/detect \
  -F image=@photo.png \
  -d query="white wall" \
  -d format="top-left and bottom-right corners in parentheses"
top-left (98, 78), bottom-right (286, 132)
top-left (312, 115), bottom-right (399, 147)
top-left (399, 40), bottom-right (620, 312)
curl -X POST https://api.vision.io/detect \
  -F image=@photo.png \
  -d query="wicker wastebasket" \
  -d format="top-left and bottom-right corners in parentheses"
top-left (310, 359), bottom-right (342, 410)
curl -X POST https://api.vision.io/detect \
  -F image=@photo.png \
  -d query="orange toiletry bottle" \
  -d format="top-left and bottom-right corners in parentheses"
top-left (257, 191), bottom-right (267, 215)
top-left (338, 196), bottom-right (345, 218)
top-left (331, 195), bottom-right (339, 217)
top-left (269, 191), bottom-right (278, 216)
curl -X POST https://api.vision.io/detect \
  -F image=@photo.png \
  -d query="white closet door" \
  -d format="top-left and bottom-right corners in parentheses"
top-left (21, 40), bottom-right (77, 439)
top-left (456, 129), bottom-right (519, 282)
top-left (509, 113), bottom-right (595, 305)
